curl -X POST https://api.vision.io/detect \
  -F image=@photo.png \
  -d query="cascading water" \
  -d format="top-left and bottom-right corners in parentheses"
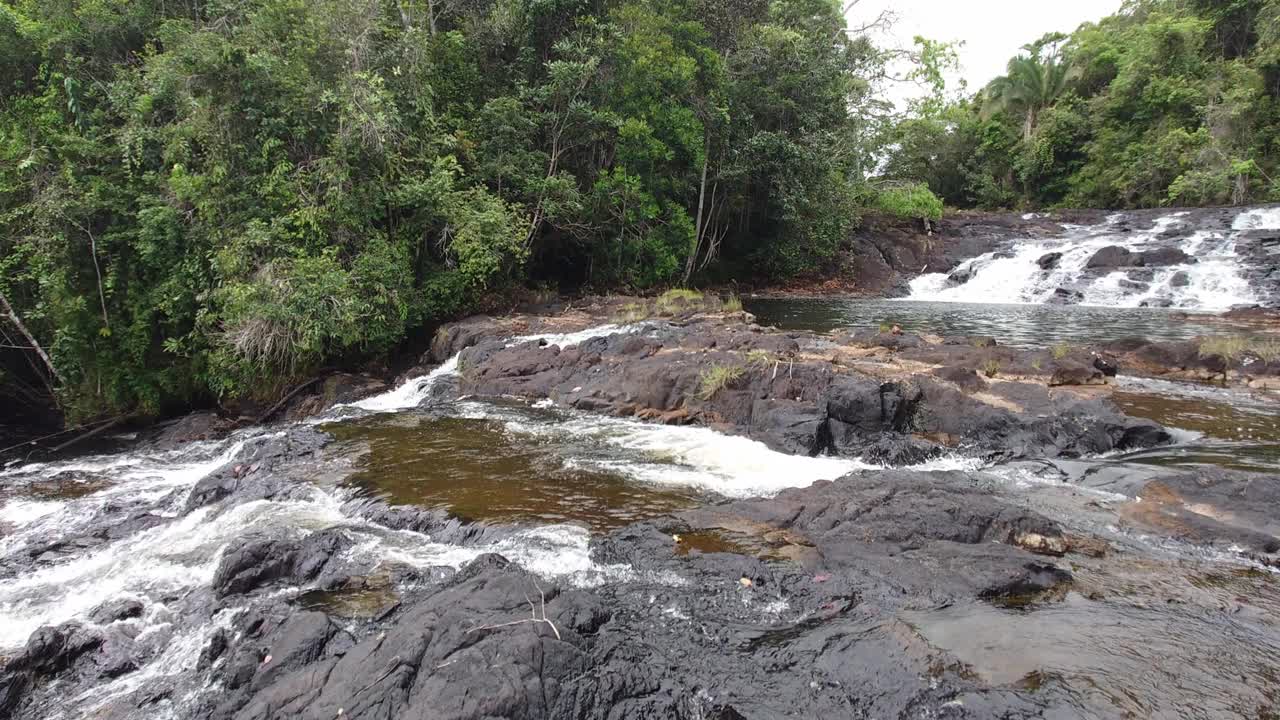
top-left (3, 317), bottom-right (981, 715)
top-left (908, 207), bottom-right (1276, 310)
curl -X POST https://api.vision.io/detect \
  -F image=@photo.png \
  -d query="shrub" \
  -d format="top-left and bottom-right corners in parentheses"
top-left (874, 182), bottom-right (944, 222)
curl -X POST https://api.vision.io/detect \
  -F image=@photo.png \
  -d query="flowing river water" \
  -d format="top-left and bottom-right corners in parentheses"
top-left (2, 209), bottom-right (1279, 719)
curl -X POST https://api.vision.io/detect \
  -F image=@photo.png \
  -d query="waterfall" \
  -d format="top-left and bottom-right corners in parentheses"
top-left (907, 207), bottom-right (1276, 311)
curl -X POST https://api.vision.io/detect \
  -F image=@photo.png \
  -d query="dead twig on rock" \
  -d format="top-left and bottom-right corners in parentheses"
top-left (467, 583), bottom-right (562, 641)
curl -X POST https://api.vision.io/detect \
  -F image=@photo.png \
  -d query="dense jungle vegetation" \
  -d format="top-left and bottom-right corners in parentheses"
top-left (1, 0), bottom-right (913, 421)
top-left (884, 0), bottom-right (1280, 210)
top-left (2, 0), bottom-right (1277, 424)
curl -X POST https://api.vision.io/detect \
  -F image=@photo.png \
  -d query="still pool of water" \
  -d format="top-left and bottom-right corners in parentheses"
top-left (745, 298), bottom-right (1225, 347)
top-left (323, 412), bottom-right (705, 532)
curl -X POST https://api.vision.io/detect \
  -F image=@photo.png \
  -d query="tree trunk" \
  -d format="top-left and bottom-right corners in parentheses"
top-left (682, 134), bottom-right (711, 286)
top-left (0, 291), bottom-right (64, 386)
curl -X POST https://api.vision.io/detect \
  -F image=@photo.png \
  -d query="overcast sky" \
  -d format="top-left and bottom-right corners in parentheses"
top-left (849, 0), bottom-right (1124, 105)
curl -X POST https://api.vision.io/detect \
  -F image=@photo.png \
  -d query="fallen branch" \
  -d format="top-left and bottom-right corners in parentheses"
top-left (48, 416), bottom-right (124, 454)
top-left (0, 415), bottom-right (118, 458)
top-left (467, 583), bottom-right (561, 641)
top-left (0, 291), bottom-right (63, 385)
top-left (255, 376), bottom-right (325, 425)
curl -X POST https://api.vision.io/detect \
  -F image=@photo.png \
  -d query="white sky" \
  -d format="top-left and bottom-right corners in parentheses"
top-left (849, 0), bottom-right (1124, 105)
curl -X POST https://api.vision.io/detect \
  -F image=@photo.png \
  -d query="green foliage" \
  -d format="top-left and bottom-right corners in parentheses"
top-left (883, 0), bottom-right (1280, 210)
top-left (0, 0), bottom-right (894, 419)
top-left (1051, 342), bottom-right (1072, 360)
top-left (696, 363), bottom-right (746, 400)
top-left (873, 183), bottom-right (944, 222)
top-left (722, 293), bottom-right (743, 312)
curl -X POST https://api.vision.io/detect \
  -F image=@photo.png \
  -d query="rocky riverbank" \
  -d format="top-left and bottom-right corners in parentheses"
top-left (2, 296), bottom-right (1279, 720)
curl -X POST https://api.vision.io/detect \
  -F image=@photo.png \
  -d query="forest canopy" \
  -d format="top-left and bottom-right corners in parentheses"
top-left (1, 0), bottom-right (909, 420)
top-left (883, 0), bottom-right (1280, 210)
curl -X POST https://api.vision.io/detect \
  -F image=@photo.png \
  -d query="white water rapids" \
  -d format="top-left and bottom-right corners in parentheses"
top-left (908, 207), bottom-right (1279, 310)
top-left (0, 319), bottom-right (980, 687)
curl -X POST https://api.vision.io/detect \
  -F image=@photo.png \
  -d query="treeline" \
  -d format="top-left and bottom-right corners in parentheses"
top-left (1, 0), bottom-right (930, 422)
top-left (884, 0), bottom-right (1280, 210)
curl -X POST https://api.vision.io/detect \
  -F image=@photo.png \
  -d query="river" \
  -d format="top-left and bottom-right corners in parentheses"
top-left (1, 207), bottom-right (1278, 719)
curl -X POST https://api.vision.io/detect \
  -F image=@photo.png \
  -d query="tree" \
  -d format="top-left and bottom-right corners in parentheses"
top-left (983, 40), bottom-right (1072, 141)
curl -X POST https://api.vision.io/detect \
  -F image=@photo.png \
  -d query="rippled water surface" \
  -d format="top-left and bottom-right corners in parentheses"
top-left (746, 298), bottom-right (1223, 347)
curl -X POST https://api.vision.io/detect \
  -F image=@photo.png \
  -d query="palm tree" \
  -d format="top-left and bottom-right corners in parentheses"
top-left (983, 52), bottom-right (1071, 141)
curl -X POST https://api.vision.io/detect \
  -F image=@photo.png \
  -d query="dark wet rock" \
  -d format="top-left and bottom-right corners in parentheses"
top-left (185, 427), bottom-right (331, 511)
top-left (1169, 271), bottom-right (1191, 287)
top-left (187, 473), bottom-right (1081, 720)
top-left (1125, 469), bottom-right (1280, 557)
top-left (947, 263), bottom-right (977, 286)
top-left (1037, 251), bottom-right (1063, 270)
top-left (749, 399), bottom-right (827, 456)
top-left (1138, 247), bottom-right (1194, 267)
top-left (1091, 354), bottom-right (1119, 377)
top-left (283, 373), bottom-right (389, 422)
top-left (847, 328), bottom-right (924, 350)
top-left (1047, 287), bottom-right (1084, 305)
top-left (89, 599), bottom-right (144, 625)
top-left (933, 365), bottom-right (990, 393)
top-left (443, 312), bottom-right (1171, 461)
top-left (343, 499), bottom-right (517, 546)
top-left (1087, 245), bottom-right (1136, 268)
top-left (213, 536), bottom-right (302, 597)
top-left (213, 529), bottom-right (355, 597)
top-left (153, 412), bottom-right (233, 445)
top-left (1049, 362), bottom-right (1106, 387)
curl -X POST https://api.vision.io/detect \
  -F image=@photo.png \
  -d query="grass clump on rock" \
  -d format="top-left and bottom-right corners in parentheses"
top-left (657, 289), bottom-right (704, 315)
top-left (697, 363), bottom-right (746, 400)
top-left (1198, 336), bottom-right (1280, 363)
top-left (981, 359), bottom-right (1001, 378)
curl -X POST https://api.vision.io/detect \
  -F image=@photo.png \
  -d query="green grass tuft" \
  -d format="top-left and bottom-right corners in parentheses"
top-left (1051, 342), bottom-right (1071, 360)
top-left (1199, 335), bottom-right (1280, 362)
top-left (656, 288), bottom-right (704, 315)
top-left (722, 293), bottom-right (743, 313)
top-left (981, 358), bottom-right (1001, 378)
top-left (697, 363), bottom-right (746, 400)
top-left (613, 301), bottom-right (649, 324)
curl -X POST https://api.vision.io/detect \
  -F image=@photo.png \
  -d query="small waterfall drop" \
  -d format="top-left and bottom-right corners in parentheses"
top-left (907, 207), bottom-right (1275, 310)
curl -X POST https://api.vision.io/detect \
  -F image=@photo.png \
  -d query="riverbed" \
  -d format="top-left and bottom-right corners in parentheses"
top-left (2, 209), bottom-right (1279, 720)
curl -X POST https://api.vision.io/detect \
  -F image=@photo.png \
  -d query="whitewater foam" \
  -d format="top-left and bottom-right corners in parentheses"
top-left (907, 209), bottom-right (1263, 310)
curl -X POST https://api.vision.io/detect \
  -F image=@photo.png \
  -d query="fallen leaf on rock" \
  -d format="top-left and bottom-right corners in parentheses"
top-left (739, 577), bottom-right (753, 588)
top-left (813, 573), bottom-right (831, 583)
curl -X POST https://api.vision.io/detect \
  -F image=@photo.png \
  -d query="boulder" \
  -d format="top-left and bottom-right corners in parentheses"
top-left (1049, 362), bottom-right (1106, 387)
top-left (1138, 247), bottom-right (1194, 267)
top-left (1037, 251), bottom-right (1063, 270)
top-left (1086, 246), bottom-right (1136, 268)
top-left (933, 365), bottom-right (990, 393)
top-left (1047, 288), bottom-right (1084, 305)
